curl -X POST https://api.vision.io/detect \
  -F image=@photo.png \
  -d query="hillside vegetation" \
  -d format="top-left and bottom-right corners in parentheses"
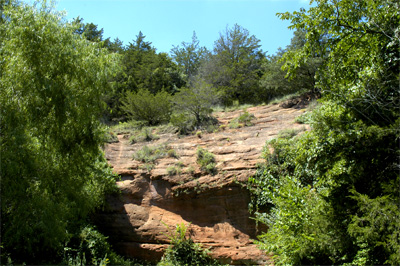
top-left (249, 1), bottom-right (400, 265)
top-left (1, 0), bottom-right (398, 265)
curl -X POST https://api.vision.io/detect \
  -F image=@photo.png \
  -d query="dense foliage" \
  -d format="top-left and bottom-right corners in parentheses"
top-left (107, 23), bottom-right (317, 125)
top-left (260, 32), bottom-right (321, 100)
top-left (0, 1), bottom-right (120, 264)
top-left (158, 223), bottom-right (222, 266)
top-left (200, 24), bottom-right (265, 105)
top-left (171, 31), bottom-right (209, 82)
top-left (249, 0), bottom-right (400, 265)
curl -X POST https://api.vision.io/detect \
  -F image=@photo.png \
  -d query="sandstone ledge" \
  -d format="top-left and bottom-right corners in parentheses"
top-left (99, 103), bottom-right (309, 264)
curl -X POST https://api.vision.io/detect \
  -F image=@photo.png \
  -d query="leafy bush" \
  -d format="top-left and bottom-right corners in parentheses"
top-left (121, 89), bottom-right (172, 126)
top-left (196, 147), bottom-right (217, 175)
top-left (158, 223), bottom-right (221, 266)
top-left (63, 226), bottom-right (134, 266)
top-left (249, 105), bottom-right (400, 265)
top-left (294, 111), bottom-right (312, 124)
top-left (248, 1), bottom-right (400, 264)
top-left (170, 113), bottom-right (219, 135)
top-left (294, 100), bottom-right (319, 124)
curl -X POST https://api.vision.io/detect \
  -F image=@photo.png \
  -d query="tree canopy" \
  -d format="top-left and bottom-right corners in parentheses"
top-left (201, 24), bottom-right (265, 105)
top-left (170, 31), bottom-right (209, 83)
top-left (0, 1), bottom-right (119, 263)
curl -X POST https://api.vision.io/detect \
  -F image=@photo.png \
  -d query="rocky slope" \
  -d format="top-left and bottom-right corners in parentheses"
top-left (96, 102), bottom-right (309, 265)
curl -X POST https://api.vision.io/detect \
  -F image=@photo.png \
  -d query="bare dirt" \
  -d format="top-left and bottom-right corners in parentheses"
top-left (96, 101), bottom-right (309, 265)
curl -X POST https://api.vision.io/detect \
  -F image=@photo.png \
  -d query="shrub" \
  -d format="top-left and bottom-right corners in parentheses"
top-left (167, 166), bottom-right (177, 176)
top-left (196, 131), bottom-right (202, 138)
top-left (294, 111), bottom-right (312, 124)
top-left (171, 80), bottom-right (220, 135)
top-left (121, 89), bottom-right (172, 126)
top-left (158, 223), bottom-right (221, 266)
top-left (133, 143), bottom-right (168, 163)
top-left (295, 100), bottom-right (319, 124)
top-left (248, 104), bottom-right (400, 265)
top-left (63, 226), bottom-right (134, 266)
top-left (130, 127), bottom-right (160, 144)
top-left (170, 113), bottom-right (196, 135)
top-left (175, 161), bottom-right (185, 168)
top-left (167, 166), bottom-right (181, 176)
top-left (172, 80), bottom-right (220, 126)
top-left (196, 147), bottom-right (217, 175)
top-left (229, 110), bottom-right (255, 128)
top-left (167, 149), bottom-right (179, 158)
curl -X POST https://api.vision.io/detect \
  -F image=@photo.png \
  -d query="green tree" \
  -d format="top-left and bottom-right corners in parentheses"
top-left (121, 89), bottom-right (172, 126)
top-left (0, 1), bottom-right (119, 263)
top-left (202, 24), bottom-right (265, 105)
top-left (259, 29), bottom-right (321, 101)
top-left (170, 31), bottom-right (208, 82)
top-left (106, 37), bottom-right (124, 53)
top-left (250, 0), bottom-right (400, 265)
top-left (73, 17), bottom-right (104, 42)
top-left (122, 31), bottom-right (184, 95)
top-left (107, 32), bottom-right (184, 121)
top-left (171, 79), bottom-right (220, 134)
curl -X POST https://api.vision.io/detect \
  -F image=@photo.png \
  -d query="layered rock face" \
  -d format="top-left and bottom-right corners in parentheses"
top-left (96, 104), bottom-right (308, 264)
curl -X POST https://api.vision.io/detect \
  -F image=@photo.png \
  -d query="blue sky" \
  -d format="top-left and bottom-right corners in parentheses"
top-left (52, 0), bottom-right (311, 55)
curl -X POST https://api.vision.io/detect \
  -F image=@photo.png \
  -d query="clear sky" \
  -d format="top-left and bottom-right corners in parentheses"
top-left (51, 0), bottom-right (311, 55)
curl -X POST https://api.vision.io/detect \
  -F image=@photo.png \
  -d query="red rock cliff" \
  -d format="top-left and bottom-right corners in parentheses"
top-left (96, 104), bottom-right (308, 264)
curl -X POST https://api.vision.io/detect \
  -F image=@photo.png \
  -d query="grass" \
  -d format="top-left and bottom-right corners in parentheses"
top-left (154, 123), bottom-right (177, 134)
top-left (103, 130), bottom-right (119, 143)
top-left (268, 92), bottom-right (302, 106)
top-left (166, 161), bottom-right (185, 176)
top-left (109, 120), bottom-right (143, 134)
top-left (186, 165), bottom-right (195, 175)
top-left (295, 99), bottom-right (319, 124)
top-left (277, 127), bottom-right (307, 139)
top-left (167, 166), bottom-right (181, 176)
top-left (213, 101), bottom-right (256, 113)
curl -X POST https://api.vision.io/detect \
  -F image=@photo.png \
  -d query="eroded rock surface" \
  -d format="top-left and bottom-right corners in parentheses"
top-left (96, 104), bottom-right (308, 264)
